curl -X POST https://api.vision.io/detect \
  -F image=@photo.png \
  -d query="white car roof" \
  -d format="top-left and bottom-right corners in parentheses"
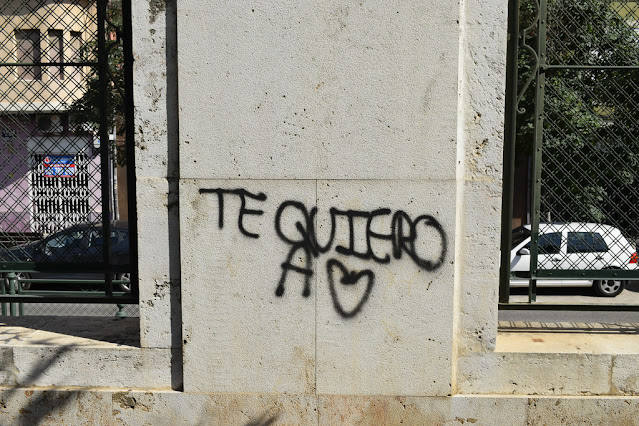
top-left (523, 223), bottom-right (623, 234)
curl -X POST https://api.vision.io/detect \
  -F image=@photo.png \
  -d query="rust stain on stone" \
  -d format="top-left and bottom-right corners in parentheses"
top-left (293, 346), bottom-right (315, 393)
top-left (456, 417), bottom-right (478, 424)
top-left (344, 397), bottom-right (447, 425)
top-left (113, 392), bottom-right (152, 412)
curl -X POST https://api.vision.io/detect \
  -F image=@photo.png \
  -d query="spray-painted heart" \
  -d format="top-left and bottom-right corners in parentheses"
top-left (327, 258), bottom-right (375, 319)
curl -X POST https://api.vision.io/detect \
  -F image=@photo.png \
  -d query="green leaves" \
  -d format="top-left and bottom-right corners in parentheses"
top-left (517, 0), bottom-right (639, 237)
top-left (69, 2), bottom-right (125, 163)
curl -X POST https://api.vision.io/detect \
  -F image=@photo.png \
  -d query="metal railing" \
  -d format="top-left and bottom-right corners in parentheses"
top-left (0, 0), bottom-right (138, 316)
top-left (499, 0), bottom-right (639, 310)
top-left (1, 273), bottom-right (135, 317)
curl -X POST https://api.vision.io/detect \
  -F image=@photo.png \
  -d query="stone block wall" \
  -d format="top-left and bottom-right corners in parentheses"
top-left (177, 0), bottom-right (461, 397)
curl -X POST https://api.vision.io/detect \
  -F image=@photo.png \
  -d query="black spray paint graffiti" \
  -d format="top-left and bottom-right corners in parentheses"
top-left (201, 188), bottom-right (267, 238)
top-left (273, 201), bottom-right (449, 300)
top-left (200, 188), bottom-right (448, 318)
top-left (327, 259), bottom-right (374, 319)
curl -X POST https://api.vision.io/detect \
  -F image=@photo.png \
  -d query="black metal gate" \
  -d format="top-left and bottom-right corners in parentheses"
top-left (0, 0), bottom-right (137, 315)
top-left (500, 0), bottom-right (639, 309)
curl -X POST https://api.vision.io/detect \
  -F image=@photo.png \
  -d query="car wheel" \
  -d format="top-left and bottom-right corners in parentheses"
top-left (3, 272), bottom-right (31, 291)
top-left (16, 272), bottom-right (31, 291)
top-left (116, 272), bottom-right (131, 292)
top-left (593, 279), bottom-right (625, 297)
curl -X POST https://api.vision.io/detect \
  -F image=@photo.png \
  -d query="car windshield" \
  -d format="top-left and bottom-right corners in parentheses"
top-left (511, 226), bottom-right (531, 249)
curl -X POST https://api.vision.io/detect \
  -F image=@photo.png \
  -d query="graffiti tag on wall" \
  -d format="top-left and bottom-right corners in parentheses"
top-left (200, 188), bottom-right (448, 318)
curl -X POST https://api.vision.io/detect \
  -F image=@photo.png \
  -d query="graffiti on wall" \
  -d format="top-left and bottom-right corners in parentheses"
top-left (200, 188), bottom-right (448, 318)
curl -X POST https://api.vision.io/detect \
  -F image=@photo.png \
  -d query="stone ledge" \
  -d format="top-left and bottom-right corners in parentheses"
top-left (2, 391), bottom-right (639, 425)
top-left (496, 323), bottom-right (639, 354)
top-left (0, 344), bottom-right (172, 389)
top-left (458, 349), bottom-right (639, 397)
top-left (457, 352), bottom-right (614, 395)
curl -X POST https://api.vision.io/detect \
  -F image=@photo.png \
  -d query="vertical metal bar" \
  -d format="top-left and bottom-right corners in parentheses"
top-left (122, 0), bottom-right (138, 299)
top-left (499, 0), bottom-right (521, 304)
top-left (97, 0), bottom-right (113, 297)
top-left (116, 303), bottom-right (127, 317)
top-left (528, 0), bottom-right (548, 303)
top-left (8, 272), bottom-right (16, 316)
top-left (16, 276), bottom-right (23, 316)
top-left (1, 276), bottom-right (6, 316)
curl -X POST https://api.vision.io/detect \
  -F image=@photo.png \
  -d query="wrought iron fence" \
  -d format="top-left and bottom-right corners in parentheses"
top-left (0, 0), bottom-right (137, 316)
top-left (499, 0), bottom-right (639, 309)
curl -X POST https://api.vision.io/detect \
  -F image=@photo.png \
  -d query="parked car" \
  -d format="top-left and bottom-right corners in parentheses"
top-left (510, 223), bottom-right (638, 297)
top-left (0, 222), bottom-right (131, 292)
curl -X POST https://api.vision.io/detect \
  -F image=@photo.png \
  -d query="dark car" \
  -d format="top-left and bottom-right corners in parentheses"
top-left (0, 222), bottom-right (131, 292)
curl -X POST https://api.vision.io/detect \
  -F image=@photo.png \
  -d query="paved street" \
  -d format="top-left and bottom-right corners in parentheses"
top-left (500, 281), bottom-right (639, 323)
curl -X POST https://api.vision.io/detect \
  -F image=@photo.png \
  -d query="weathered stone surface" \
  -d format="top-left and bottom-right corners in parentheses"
top-left (178, 1), bottom-right (459, 180)
top-left (318, 395), bottom-right (527, 425)
top-left (454, 0), bottom-right (508, 375)
top-left (318, 395), bottom-right (451, 425)
top-left (457, 352), bottom-right (614, 395)
top-left (4, 391), bottom-right (639, 424)
top-left (315, 180), bottom-right (456, 396)
top-left (612, 354), bottom-right (639, 395)
top-left (449, 395), bottom-right (528, 425)
top-left (318, 395), bottom-right (528, 426)
top-left (137, 177), bottom-right (179, 350)
top-left (527, 397), bottom-right (639, 425)
top-left (132, 0), bottom-right (180, 355)
top-left (461, 0), bottom-right (508, 184)
top-left (132, 0), bottom-right (173, 179)
top-left (0, 389), bottom-right (111, 425)
top-left (2, 347), bottom-right (172, 388)
top-left (180, 179), bottom-right (317, 393)
top-left (112, 391), bottom-right (318, 425)
top-left (455, 180), bottom-right (502, 358)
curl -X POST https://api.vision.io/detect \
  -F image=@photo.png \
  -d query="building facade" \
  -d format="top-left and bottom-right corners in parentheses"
top-left (0, 0), bottom-right (114, 238)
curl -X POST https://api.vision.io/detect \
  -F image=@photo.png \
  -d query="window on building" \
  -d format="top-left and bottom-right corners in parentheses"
top-left (15, 29), bottom-right (41, 80)
top-left (69, 31), bottom-right (83, 83)
top-left (47, 29), bottom-right (64, 79)
top-left (37, 114), bottom-right (66, 135)
top-left (70, 31), bottom-right (83, 61)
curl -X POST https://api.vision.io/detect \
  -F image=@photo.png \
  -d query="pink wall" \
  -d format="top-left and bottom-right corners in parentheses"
top-left (0, 115), bottom-right (102, 235)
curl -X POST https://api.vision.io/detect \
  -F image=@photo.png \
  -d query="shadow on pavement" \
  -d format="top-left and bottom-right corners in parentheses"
top-left (0, 316), bottom-right (139, 346)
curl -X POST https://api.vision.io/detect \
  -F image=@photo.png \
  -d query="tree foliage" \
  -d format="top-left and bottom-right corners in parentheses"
top-left (70, 1), bottom-right (125, 163)
top-left (516, 0), bottom-right (639, 236)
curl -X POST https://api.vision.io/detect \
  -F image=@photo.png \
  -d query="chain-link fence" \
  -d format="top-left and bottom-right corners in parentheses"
top-left (0, 0), bottom-right (137, 317)
top-left (500, 0), bottom-right (639, 305)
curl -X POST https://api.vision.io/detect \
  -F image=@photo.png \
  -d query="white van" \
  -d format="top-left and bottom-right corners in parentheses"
top-left (510, 223), bottom-right (638, 297)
